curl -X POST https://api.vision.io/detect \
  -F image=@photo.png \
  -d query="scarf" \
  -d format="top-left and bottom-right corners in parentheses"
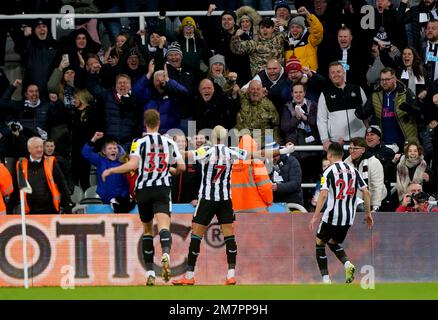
top-left (24, 99), bottom-right (41, 108)
top-left (396, 155), bottom-right (428, 201)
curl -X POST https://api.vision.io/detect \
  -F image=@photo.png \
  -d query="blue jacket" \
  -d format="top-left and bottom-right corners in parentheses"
top-left (81, 142), bottom-right (129, 203)
top-left (133, 75), bottom-right (189, 133)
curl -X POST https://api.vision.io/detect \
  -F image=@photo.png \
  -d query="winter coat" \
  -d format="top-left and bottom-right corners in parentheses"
top-left (81, 141), bottom-right (129, 203)
top-left (133, 75), bottom-right (189, 133)
top-left (284, 14), bottom-right (323, 71)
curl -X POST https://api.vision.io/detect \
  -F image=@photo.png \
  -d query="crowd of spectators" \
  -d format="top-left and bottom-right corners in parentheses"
top-left (2, 0), bottom-right (438, 213)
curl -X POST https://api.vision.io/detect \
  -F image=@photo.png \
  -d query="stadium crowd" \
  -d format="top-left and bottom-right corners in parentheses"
top-left (2, 0), bottom-right (438, 214)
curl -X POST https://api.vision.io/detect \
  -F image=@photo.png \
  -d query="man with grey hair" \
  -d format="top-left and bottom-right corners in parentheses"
top-left (236, 80), bottom-right (282, 146)
top-left (15, 136), bottom-right (72, 214)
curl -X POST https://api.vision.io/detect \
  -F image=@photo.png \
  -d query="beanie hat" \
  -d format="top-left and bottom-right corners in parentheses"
top-left (165, 42), bottom-right (183, 58)
top-left (289, 15), bottom-right (306, 29)
top-left (374, 27), bottom-right (391, 46)
top-left (33, 18), bottom-right (48, 29)
top-left (366, 125), bottom-right (382, 139)
top-left (285, 55), bottom-right (302, 74)
top-left (209, 54), bottom-right (226, 68)
top-left (274, 0), bottom-right (290, 13)
top-left (221, 10), bottom-right (237, 24)
top-left (181, 16), bottom-right (197, 30)
top-left (259, 17), bottom-right (275, 28)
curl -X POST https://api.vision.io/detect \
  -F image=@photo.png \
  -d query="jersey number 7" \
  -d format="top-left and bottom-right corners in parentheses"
top-left (212, 165), bottom-right (226, 183)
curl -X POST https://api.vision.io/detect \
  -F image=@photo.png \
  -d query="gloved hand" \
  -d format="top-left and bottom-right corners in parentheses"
top-left (36, 127), bottom-right (48, 140)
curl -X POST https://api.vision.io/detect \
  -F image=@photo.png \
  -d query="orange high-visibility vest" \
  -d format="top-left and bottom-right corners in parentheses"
top-left (0, 163), bottom-right (13, 214)
top-left (16, 157), bottom-right (61, 213)
top-left (231, 135), bottom-right (273, 213)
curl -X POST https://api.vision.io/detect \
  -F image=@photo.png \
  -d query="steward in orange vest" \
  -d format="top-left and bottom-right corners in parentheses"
top-left (0, 163), bottom-right (13, 214)
top-left (16, 137), bottom-right (73, 214)
top-left (231, 135), bottom-right (273, 213)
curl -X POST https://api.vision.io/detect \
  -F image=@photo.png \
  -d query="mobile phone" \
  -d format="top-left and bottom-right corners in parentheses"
top-left (62, 54), bottom-right (69, 64)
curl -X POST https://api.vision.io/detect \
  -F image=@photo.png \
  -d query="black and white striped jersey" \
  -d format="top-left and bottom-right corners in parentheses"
top-left (425, 41), bottom-right (438, 80)
top-left (191, 144), bottom-right (247, 201)
top-left (130, 133), bottom-right (182, 189)
top-left (320, 161), bottom-right (367, 226)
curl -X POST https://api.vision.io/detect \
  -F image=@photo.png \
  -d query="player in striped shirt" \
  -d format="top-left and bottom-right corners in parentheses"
top-left (309, 142), bottom-right (374, 284)
top-left (173, 126), bottom-right (296, 286)
top-left (102, 109), bottom-right (185, 286)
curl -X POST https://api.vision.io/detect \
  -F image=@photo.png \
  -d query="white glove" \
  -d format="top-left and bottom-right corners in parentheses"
top-left (36, 127), bottom-right (48, 140)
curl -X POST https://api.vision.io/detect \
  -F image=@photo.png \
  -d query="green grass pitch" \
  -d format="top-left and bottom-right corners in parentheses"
top-left (1, 283), bottom-right (438, 300)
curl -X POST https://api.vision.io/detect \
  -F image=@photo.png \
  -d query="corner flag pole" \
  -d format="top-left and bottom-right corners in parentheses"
top-left (19, 190), bottom-right (29, 289)
top-left (17, 159), bottom-right (32, 289)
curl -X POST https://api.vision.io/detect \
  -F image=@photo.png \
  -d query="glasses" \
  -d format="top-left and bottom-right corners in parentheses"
top-left (348, 147), bottom-right (364, 152)
top-left (380, 77), bottom-right (394, 82)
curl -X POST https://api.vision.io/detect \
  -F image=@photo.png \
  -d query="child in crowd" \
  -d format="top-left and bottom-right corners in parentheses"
top-left (81, 131), bottom-right (135, 213)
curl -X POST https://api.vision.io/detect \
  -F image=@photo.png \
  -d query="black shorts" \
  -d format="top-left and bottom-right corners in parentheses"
top-left (193, 199), bottom-right (235, 226)
top-left (135, 186), bottom-right (171, 223)
top-left (316, 221), bottom-right (350, 244)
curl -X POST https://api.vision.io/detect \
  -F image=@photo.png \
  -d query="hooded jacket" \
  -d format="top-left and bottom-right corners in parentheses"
top-left (231, 135), bottom-right (273, 213)
top-left (284, 13), bottom-right (323, 71)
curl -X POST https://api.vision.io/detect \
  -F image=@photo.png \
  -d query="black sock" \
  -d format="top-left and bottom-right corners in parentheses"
top-left (159, 229), bottom-right (172, 255)
top-left (187, 234), bottom-right (202, 272)
top-left (142, 235), bottom-right (154, 271)
top-left (316, 244), bottom-right (328, 276)
top-left (224, 235), bottom-right (237, 269)
top-left (328, 243), bottom-right (348, 264)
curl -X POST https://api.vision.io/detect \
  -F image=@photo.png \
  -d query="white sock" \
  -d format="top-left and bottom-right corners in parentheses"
top-left (322, 275), bottom-right (331, 283)
top-left (186, 271), bottom-right (195, 279)
top-left (146, 270), bottom-right (155, 277)
top-left (344, 261), bottom-right (352, 269)
top-left (227, 269), bottom-right (235, 279)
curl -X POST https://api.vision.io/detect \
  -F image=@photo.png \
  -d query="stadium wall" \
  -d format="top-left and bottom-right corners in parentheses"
top-left (0, 213), bottom-right (437, 287)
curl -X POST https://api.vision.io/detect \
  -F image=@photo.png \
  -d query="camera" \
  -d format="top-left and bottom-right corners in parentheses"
top-left (407, 192), bottom-right (429, 206)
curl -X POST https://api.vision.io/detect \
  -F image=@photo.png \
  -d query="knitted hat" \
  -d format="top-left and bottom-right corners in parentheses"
top-left (181, 16), bottom-right (197, 30)
top-left (374, 27), bottom-right (391, 46)
top-left (366, 125), bottom-right (382, 139)
top-left (264, 135), bottom-right (280, 150)
top-left (166, 42), bottom-right (183, 58)
top-left (259, 17), bottom-right (275, 28)
top-left (221, 10), bottom-right (237, 24)
top-left (285, 55), bottom-right (302, 74)
top-left (289, 16), bottom-right (306, 29)
top-left (274, 0), bottom-right (290, 13)
top-left (33, 18), bottom-right (48, 29)
top-left (209, 54), bottom-right (226, 68)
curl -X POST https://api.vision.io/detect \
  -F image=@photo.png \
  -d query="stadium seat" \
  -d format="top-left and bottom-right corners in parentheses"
top-left (70, 185), bottom-right (84, 204)
top-left (80, 186), bottom-right (103, 204)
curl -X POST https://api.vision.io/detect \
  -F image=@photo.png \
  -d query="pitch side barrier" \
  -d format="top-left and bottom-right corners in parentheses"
top-left (0, 213), bottom-right (437, 287)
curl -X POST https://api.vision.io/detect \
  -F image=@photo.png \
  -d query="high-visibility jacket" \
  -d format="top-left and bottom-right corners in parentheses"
top-left (231, 135), bottom-right (273, 213)
top-left (0, 163), bottom-right (13, 214)
top-left (16, 157), bottom-right (61, 213)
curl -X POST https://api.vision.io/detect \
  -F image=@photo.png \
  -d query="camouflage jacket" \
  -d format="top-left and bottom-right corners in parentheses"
top-left (230, 32), bottom-right (286, 77)
top-left (235, 93), bottom-right (282, 146)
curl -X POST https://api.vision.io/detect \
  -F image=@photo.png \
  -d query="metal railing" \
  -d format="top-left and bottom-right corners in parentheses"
top-left (0, 10), bottom-right (279, 41)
